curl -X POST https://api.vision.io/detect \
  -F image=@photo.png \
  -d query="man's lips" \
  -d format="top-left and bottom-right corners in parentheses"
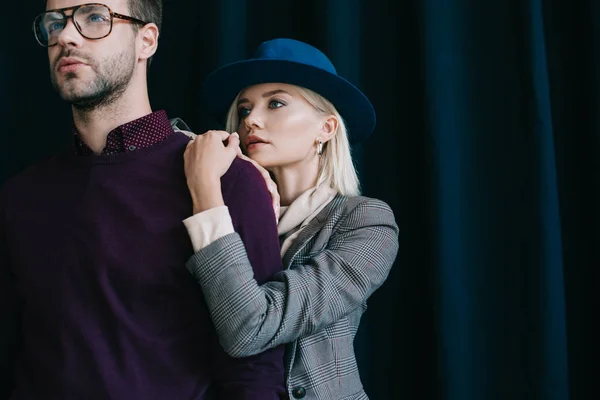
top-left (56, 57), bottom-right (88, 73)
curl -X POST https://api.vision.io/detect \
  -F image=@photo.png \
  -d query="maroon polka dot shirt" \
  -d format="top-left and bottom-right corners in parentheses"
top-left (73, 110), bottom-right (173, 155)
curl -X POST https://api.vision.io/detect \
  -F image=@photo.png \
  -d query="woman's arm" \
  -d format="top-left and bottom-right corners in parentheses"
top-left (183, 131), bottom-right (286, 397)
top-left (207, 158), bottom-right (286, 398)
top-left (187, 196), bottom-right (399, 358)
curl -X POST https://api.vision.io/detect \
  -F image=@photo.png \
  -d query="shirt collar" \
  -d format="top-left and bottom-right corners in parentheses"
top-left (72, 110), bottom-right (173, 156)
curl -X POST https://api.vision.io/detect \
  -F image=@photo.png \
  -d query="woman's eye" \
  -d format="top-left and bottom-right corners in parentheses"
top-left (238, 107), bottom-right (251, 118)
top-left (269, 100), bottom-right (284, 109)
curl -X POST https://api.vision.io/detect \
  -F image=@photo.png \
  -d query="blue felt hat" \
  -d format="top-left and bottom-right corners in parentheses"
top-left (200, 38), bottom-right (376, 143)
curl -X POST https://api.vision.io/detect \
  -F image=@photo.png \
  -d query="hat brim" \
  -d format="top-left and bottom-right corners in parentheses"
top-left (200, 59), bottom-right (376, 143)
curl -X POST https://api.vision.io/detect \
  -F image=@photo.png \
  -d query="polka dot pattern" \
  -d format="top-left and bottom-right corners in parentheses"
top-left (73, 110), bottom-right (173, 156)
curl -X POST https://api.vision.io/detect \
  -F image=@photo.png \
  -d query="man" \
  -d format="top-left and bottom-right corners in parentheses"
top-left (0, 1), bottom-right (285, 399)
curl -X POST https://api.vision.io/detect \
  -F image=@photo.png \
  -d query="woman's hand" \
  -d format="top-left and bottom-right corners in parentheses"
top-left (237, 153), bottom-right (280, 223)
top-left (184, 130), bottom-right (240, 214)
top-left (183, 129), bottom-right (280, 222)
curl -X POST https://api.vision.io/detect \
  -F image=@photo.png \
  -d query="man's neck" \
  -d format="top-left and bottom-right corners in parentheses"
top-left (72, 92), bottom-right (153, 155)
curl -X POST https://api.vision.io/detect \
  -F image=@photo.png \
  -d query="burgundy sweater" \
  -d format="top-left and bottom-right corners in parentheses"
top-left (0, 113), bottom-right (284, 400)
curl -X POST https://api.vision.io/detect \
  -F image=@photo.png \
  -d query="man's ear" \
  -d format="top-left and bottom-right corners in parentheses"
top-left (137, 23), bottom-right (159, 62)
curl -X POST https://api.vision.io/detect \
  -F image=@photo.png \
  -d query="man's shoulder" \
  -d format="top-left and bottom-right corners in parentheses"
top-left (0, 152), bottom-right (65, 205)
top-left (220, 158), bottom-right (271, 210)
top-left (3, 152), bottom-right (65, 184)
top-left (222, 157), bottom-right (264, 187)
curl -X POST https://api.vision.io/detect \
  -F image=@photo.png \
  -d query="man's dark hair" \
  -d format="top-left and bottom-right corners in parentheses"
top-left (127, 0), bottom-right (163, 66)
top-left (127, 0), bottom-right (163, 34)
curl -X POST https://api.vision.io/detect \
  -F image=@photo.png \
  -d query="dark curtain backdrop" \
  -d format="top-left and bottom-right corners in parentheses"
top-left (1, 1), bottom-right (598, 399)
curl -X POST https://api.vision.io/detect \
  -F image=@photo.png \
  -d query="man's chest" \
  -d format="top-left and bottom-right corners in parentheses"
top-left (6, 172), bottom-right (195, 300)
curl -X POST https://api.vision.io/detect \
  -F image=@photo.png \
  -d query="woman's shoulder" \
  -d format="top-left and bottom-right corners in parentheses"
top-left (318, 194), bottom-right (398, 233)
top-left (330, 194), bottom-right (395, 217)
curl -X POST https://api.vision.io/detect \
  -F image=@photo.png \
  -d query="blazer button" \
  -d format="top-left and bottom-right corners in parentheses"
top-left (292, 386), bottom-right (306, 399)
top-left (292, 386), bottom-right (306, 398)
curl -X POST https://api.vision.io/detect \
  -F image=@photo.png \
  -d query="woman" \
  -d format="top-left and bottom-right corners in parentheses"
top-left (183, 38), bottom-right (399, 400)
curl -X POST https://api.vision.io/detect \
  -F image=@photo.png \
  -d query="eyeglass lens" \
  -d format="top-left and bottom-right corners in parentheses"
top-left (35, 4), bottom-right (112, 47)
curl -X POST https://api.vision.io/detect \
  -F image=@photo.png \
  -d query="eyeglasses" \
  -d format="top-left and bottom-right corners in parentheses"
top-left (32, 3), bottom-right (148, 47)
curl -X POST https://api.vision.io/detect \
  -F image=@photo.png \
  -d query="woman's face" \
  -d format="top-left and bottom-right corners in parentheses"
top-left (235, 83), bottom-right (323, 169)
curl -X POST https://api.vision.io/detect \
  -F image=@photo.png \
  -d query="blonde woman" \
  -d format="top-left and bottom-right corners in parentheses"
top-left (183, 38), bottom-right (399, 400)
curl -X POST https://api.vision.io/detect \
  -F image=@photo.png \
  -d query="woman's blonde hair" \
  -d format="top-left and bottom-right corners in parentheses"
top-left (225, 86), bottom-right (361, 196)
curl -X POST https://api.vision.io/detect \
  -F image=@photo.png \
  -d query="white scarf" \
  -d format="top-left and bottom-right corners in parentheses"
top-left (277, 185), bottom-right (337, 257)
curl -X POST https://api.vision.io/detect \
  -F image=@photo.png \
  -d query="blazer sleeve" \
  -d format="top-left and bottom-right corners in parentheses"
top-left (0, 188), bottom-right (20, 399)
top-left (187, 196), bottom-right (399, 358)
top-left (208, 158), bottom-right (286, 399)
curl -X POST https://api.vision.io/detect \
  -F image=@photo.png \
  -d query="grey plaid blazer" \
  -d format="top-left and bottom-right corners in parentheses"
top-left (187, 194), bottom-right (399, 399)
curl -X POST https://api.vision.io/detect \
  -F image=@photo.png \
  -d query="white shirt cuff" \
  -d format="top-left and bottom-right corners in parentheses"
top-left (183, 206), bottom-right (235, 252)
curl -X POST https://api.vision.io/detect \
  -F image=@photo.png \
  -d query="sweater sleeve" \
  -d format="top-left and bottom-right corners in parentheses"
top-left (208, 158), bottom-right (285, 399)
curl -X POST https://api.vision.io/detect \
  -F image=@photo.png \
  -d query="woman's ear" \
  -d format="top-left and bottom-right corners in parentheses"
top-left (320, 115), bottom-right (338, 143)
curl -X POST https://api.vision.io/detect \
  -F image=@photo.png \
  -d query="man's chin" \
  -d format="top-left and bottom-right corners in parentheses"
top-left (57, 87), bottom-right (92, 105)
top-left (56, 81), bottom-right (99, 106)
top-left (59, 88), bottom-right (88, 103)
top-left (53, 70), bottom-right (92, 88)
top-left (62, 89), bottom-right (116, 111)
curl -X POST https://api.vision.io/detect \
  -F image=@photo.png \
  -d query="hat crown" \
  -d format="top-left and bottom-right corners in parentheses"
top-left (252, 38), bottom-right (338, 75)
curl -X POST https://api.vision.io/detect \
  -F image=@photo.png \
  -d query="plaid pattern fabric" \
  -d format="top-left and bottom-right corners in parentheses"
top-left (187, 194), bottom-right (399, 399)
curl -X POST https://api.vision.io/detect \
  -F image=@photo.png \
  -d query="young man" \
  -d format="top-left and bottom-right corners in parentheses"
top-left (0, 1), bottom-right (284, 399)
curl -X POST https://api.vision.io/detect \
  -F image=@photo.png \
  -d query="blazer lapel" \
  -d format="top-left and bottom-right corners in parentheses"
top-left (281, 194), bottom-right (344, 269)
